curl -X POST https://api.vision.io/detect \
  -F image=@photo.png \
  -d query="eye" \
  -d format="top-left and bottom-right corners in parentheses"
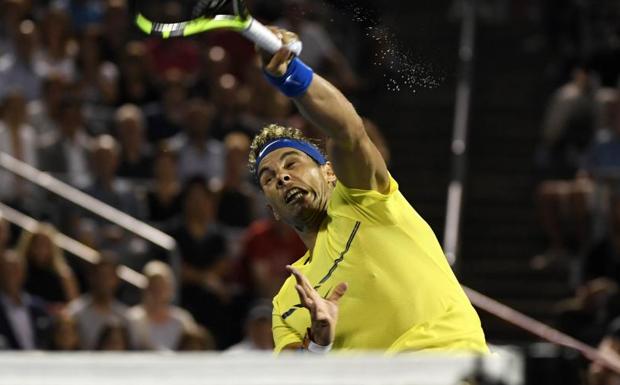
top-left (262, 176), bottom-right (273, 186)
top-left (285, 161), bottom-right (296, 169)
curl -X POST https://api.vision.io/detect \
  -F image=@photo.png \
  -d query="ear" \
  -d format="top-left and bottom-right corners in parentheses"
top-left (267, 204), bottom-right (280, 221)
top-left (322, 161), bottom-right (337, 185)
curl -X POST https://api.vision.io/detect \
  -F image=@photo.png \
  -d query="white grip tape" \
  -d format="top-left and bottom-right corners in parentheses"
top-left (242, 19), bottom-right (302, 56)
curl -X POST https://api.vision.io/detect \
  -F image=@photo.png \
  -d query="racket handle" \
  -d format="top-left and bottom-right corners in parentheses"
top-left (242, 19), bottom-right (302, 56)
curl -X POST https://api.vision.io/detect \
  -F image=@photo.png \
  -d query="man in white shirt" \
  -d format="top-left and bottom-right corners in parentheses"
top-left (67, 256), bottom-right (128, 350)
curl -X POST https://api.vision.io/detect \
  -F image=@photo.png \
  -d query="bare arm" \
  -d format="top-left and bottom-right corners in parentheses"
top-left (264, 31), bottom-right (390, 193)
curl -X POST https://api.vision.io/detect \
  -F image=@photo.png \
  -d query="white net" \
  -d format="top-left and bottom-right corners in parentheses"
top-left (0, 346), bottom-right (523, 385)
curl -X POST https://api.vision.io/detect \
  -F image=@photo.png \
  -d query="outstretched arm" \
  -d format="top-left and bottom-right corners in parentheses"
top-left (263, 29), bottom-right (390, 193)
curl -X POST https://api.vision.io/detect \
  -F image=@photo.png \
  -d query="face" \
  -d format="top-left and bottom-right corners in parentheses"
top-left (154, 152), bottom-right (177, 181)
top-left (146, 275), bottom-right (172, 305)
top-left (91, 263), bottom-right (119, 298)
top-left (118, 117), bottom-right (143, 149)
top-left (0, 254), bottom-right (25, 295)
top-left (92, 147), bottom-right (119, 181)
top-left (257, 148), bottom-right (335, 230)
top-left (184, 184), bottom-right (213, 221)
top-left (248, 318), bottom-right (273, 350)
top-left (29, 233), bottom-right (53, 267)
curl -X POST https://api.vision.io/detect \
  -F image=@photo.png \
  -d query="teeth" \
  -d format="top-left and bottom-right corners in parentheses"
top-left (285, 188), bottom-right (303, 203)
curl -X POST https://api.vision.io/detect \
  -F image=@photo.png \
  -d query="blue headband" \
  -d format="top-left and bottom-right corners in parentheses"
top-left (255, 138), bottom-right (326, 178)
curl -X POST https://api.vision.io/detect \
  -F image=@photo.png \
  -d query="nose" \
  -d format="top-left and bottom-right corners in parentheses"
top-left (276, 173), bottom-right (291, 188)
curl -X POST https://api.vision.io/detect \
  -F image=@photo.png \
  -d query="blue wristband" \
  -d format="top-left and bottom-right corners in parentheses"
top-left (263, 57), bottom-right (314, 97)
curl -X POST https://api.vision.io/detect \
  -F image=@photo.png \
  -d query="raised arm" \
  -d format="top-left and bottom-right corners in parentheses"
top-left (263, 29), bottom-right (390, 193)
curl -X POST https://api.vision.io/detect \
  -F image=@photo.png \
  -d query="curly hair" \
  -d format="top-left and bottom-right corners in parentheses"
top-left (248, 124), bottom-right (325, 177)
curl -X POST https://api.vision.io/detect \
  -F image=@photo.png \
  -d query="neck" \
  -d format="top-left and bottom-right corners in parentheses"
top-left (145, 301), bottom-right (168, 319)
top-left (293, 209), bottom-right (327, 250)
top-left (92, 294), bottom-right (113, 307)
top-left (287, 185), bottom-right (333, 250)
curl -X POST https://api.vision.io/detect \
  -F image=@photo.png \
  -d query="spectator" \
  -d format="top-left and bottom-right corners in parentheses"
top-left (0, 90), bottom-right (39, 204)
top-left (0, 0), bottom-right (29, 54)
top-left (555, 278), bottom-right (618, 346)
top-left (38, 96), bottom-right (91, 188)
top-left (208, 72), bottom-right (259, 141)
top-left (99, 0), bottom-right (131, 65)
top-left (0, 250), bottom-right (51, 350)
top-left (144, 2), bottom-right (200, 79)
top-left (225, 302), bottom-right (274, 352)
top-left (118, 41), bottom-right (159, 107)
top-left (534, 89), bottom-right (619, 265)
top-left (75, 25), bottom-right (120, 114)
top-left (27, 73), bottom-right (68, 136)
top-left (143, 69), bottom-right (186, 142)
top-left (583, 96), bottom-right (620, 179)
top-left (94, 319), bottom-right (131, 351)
top-left (37, 7), bottom-right (76, 81)
top-left (49, 311), bottom-right (80, 350)
top-left (172, 177), bottom-right (241, 348)
top-left (146, 147), bottom-right (182, 227)
top-left (214, 132), bottom-right (257, 229)
top-left (239, 218), bottom-right (305, 299)
top-left (57, 0), bottom-right (105, 32)
top-left (17, 223), bottom-right (80, 309)
top-left (0, 216), bottom-right (11, 256)
top-left (127, 261), bottom-right (197, 350)
top-left (0, 20), bottom-right (43, 101)
top-left (176, 324), bottom-right (216, 351)
top-left (537, 65), bottom-right (599, 180)
top-left (114, 103), bottom-right (153, 179)
top-left (172, 98), bottom-right (225, 183)
top-left (276, 0), bottom-right (358, 91)
top-left (83, 135), bottom-right (141, 218)
top-left (67, 254), bottom-right (128, 350)
top-left (583, 195), bottom-right (620, 284)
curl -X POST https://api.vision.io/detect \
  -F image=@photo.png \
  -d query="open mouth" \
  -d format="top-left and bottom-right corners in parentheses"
top-left (284, 187), bottom-right (306, 205)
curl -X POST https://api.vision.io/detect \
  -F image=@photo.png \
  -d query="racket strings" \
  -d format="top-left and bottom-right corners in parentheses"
top-left (191, 0), bottom-right (229, 18)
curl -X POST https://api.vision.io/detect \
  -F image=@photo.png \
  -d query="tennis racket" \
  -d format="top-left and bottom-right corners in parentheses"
top-left (133, 0), bottom-right (302, 55)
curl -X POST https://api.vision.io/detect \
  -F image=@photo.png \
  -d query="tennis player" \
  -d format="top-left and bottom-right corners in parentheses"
top-left (250, 28), bottom-right (488, 354)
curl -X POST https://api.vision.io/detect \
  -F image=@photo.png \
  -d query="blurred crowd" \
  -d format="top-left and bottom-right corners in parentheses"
top-left (530, 1), bottom-right (620, 383)
top-left (0, 0), bottom-right (393, 352)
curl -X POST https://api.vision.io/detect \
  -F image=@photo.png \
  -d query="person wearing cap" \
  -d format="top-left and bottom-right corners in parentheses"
top-left (249, 27), bottom-right (487, 354)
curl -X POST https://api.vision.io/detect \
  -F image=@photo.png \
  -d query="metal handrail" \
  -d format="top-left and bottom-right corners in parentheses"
top-left (0, 152), bottom-right (176, 251)
top-left (0, 201), bottom-right (147, 288)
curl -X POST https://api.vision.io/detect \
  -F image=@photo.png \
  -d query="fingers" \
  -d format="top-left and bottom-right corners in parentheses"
top-left (327, 282), bottom-right (348, 304)
top-left (286, 265), bottom-right (313, 293)
top-left (265, 48), bottom-right (293, 76)
top-left (257, 26), bottom-right (298, 76)
top-left (267, 26), bottom-right (299, 45)
top-left (295, 284), bottom-right (313, 308)
top-left (287, 265), bottom-right (319, 307)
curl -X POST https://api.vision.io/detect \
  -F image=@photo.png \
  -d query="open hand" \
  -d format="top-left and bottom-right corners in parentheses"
top-left (286, 265), bottom-right (348, 347)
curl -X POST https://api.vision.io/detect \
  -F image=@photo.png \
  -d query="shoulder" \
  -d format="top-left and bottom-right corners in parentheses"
top-left (171, 306), bottom-right (196, 325)
top-left (127, 305), bottom-right (145, 320)
top-left (330, 175), bottom-right (399, 211)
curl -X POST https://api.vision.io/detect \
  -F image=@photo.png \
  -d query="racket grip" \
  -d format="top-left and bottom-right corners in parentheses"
top-left (242, 19), bottom-right (302, 56)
